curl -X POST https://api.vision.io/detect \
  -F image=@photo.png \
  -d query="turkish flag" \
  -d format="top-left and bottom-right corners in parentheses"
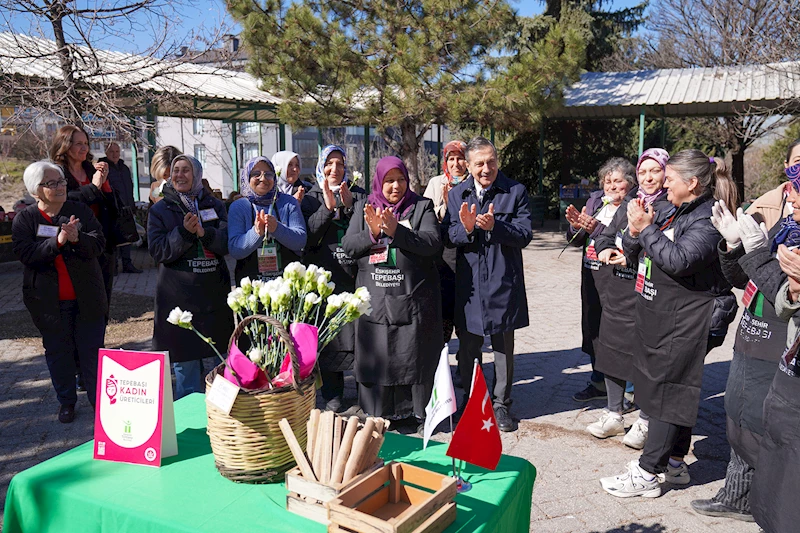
top-left (446, 362), bottom-right (502, 470)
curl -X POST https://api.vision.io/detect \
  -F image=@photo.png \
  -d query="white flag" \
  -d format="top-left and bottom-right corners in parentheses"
top-left (423, 344), bottom-right (458, 449)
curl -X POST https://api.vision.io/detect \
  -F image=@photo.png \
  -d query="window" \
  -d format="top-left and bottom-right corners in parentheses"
top-left (238, 122), bottom-right (258, 135)
top-left (192, 118), bottom-right (205, 135)
top-left (193, 144), bottom-right (206, 168)
top-left (241, 143), bottom-right (259, 163)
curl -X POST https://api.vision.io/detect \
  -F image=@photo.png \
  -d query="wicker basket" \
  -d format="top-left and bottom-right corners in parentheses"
top-left (205, 315), bottom-right (316, 484)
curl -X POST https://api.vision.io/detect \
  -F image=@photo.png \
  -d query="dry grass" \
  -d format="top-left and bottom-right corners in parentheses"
top-left (0, 157), bottom-right (31, 212)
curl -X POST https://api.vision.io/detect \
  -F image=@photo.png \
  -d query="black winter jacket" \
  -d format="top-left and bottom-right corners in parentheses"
top-left (12, 201), bottom-right (108, 332)
top-left (64, 160), bottom-right (118, 252)
top-left (623, 194), bottom-right (737, 333)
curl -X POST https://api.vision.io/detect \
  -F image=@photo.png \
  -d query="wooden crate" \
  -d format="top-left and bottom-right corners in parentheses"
top-left (285, 461), bottom-right (384, 525)
top-left (327, 462), bottom-right (456, 533)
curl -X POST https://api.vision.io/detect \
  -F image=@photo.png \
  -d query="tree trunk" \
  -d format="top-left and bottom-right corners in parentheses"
top-left (731, 142), bottom-right (746, 205)
top-left (49, 4), bottom-right (83, 126)
top-left (399, 119), bottom-right (424, 193)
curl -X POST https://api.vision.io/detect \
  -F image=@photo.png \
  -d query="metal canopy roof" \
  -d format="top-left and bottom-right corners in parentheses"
top-left (0, 32), bottom-right (281, 122)
top-left (555, 62), bottom-right (800, 119)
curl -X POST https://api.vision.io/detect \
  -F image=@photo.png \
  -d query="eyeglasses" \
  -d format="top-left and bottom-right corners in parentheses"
top-left (249, 170), bottom-right (275, 181)
top-left (40, 179), bottom-right (67, 189)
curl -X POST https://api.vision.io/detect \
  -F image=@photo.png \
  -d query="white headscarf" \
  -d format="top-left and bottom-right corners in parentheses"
top-left (271, 150), bottom-right (301, 195)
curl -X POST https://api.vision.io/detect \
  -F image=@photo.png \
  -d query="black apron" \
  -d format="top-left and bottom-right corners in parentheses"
top-left (353, 204), bottom-right (441, 386)
top-left (234, 201), bottom-right (301, 284)
top-left (593, 249), bottom-right (639, 382)
top-left (751, 334), bottom-right (800, 533)
top-left (579, 206), bottom-right (607, 357)
top-left (632, 230), bottom-right (715, 428)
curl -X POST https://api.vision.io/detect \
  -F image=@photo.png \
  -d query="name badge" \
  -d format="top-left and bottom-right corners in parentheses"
top-left (742, 280), bottom-right (758, 308)
top-left (635, 257), bottom-right (648, 294)
top-left (258, 243), bottom-right (279, 273)
top-left (36, 224), bottom-right (59, 238)
top-left (399, 219), bottom-right (412, 229)
top-left (615, 234), bottom-right (624, 252)
top-left (369, 243), bottom-right (389, 264)
top-left (199, 208), bottom-right (218, 222)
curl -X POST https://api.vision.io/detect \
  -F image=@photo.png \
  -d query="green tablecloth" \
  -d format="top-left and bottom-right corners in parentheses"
top-left (3, 394), bottom-right (535, 533)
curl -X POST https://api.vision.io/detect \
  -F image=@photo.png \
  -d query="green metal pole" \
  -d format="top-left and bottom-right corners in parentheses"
top-left (231, 122), bottom-right (239, 192)
top-left (638, 108), bottom-right (646, 156)
top-left (129, 117), bottom-right (140, 202)
top-left (660, 118), bottom-right (666, 147)
top-left (317, 127), bottom-right (323, 153)
top-left (363, 125), bottom-right (370, 191)
top-left (437, 124), bottom-right (442, 171)
top-left (538, 120), bottom-right (545, 196)
top-left (145, 104), bottom-right (156, 163)
top-left (490, 125), bottom-right (496, 145)
top-left (257, 118), bottom-right (263, 155)
top-left (279, 123), bottom-right (286, 151)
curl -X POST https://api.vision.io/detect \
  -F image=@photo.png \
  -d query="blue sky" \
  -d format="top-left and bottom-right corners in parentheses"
top-left (1, 0), bottom-right (649, 56)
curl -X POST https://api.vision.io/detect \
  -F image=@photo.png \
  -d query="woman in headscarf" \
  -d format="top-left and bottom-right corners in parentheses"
top-left (601, 150), bottom-right (738, 498)
top-left (694, 140), bottom-right (799, 524)
top-left (564, 158), bottom-right (636, 404)
top-left (272, 150), bottom-right (313, 203)
top-left (301, 145), bottom-right (367, 412)
top-left (147, 155), bottom-right (233, 399)
top-left (228, 156), bottom-right (307, 283)
top-left (342, 156), bottom-right (442, 427)
top-left (588, 149), bottom-right (674, 449)
top-left (424, 140), bottom-right (467, 352)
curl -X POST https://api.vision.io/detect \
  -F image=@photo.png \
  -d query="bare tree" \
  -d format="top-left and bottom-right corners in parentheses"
top-left (635, 0), bottom-right (798, 200)
top-left (0, 1), bottom-right (230, 140)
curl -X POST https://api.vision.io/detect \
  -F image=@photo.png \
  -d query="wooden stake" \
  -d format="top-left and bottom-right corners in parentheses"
top-left (320, 411), bottom-right (334, 484)
top-left (307, 409), bottom-right (320, 459)
top-left (279, 418), bottom-right (317, 481)
top-left (332, 415), bottom-right (342, 481)
top-left (331, 416), bottom-right (359, 485)
top-left (342, 418), bottom-right (375, 484)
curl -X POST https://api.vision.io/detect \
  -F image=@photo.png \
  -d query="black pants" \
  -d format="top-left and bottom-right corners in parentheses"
top-left (713, 448), bottom-right (754, 512)
top-left (639, 418), bottom-right (692, 475)
top-left (40, 301), bottom-right (105, 407)
top-left (459, 330), bottom-right (515, 408)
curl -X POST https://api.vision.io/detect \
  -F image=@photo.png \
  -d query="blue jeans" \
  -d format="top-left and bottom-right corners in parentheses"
top-left (172, 360), bottom-right (205, 400)
top-left (40, 301), bottom-right (105, 407)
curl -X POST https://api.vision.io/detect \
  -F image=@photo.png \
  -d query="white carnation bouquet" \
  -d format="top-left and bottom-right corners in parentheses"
top-left (169, 262), bottom-right (371, 386)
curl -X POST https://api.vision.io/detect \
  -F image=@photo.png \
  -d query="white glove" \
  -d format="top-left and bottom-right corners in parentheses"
top-left (737, 208), bottom-right (769, 253)
top-left (710, 200), bottom-right (741, 249)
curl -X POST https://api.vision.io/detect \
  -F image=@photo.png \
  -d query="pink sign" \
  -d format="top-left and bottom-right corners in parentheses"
top-left (93, 349), bottom-right (177, 467)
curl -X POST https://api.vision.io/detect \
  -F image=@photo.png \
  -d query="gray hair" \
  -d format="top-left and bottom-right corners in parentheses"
top-left (23, 160), bottom-right (64, 195)
top-left (465, 136), bottom-right (497, 162)
top-left (598, 157), bottom-right (636, 189)
top-left (667, 149), bottom-right (738, 209)
top-left (106, 142), bottom-right (120, 151)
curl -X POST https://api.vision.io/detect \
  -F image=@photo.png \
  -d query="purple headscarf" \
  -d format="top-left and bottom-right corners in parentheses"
top-left (240, 156), bottom-right (277, 207)
top-left (636, 148), bottom-right (670, 206)
top-left (368, 156), bottom-right (418, 219)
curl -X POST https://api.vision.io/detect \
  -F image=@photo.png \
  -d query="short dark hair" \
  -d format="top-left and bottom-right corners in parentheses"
top-left (465, 136), bottom-right (497, 162)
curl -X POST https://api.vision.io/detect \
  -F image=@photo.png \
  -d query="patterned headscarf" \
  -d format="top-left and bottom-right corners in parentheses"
top-left (240, 156), bottom-right (277, 207)
top-left (315, 145), bottom-right (347, 190)
top-left (271, 150), bottom-right (301, 195)
top-left (168, 155), bottom-right (204, 214)
top-left (442, 140), bottom-right (467, 185)
top-left (786, 162), bottom-right (800, 192)
top-left (368, 156), bottom-right (418, 219)
top-left (772, 216), bottom-right (800, 254)
top-left (636, 148), bottom-right (670, 206)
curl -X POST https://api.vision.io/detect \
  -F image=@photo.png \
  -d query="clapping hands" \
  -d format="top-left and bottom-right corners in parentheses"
top-left (364, 204), bottom-right (399, 238)
top-left (710, 200), bottom-right (741, 249)
top-left (627, 199), bottom-right (654, 237)
top-left (459, 202), bottom-right (495, 233)
top-left (565, 204), bottom-right (598, 234)
top-left (254, 210), bottom-right (277, 236)
top-left (57, 215), bottom-right (80, 245)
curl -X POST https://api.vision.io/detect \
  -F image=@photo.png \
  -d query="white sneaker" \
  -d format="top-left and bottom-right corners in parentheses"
top-left (663, 461), bottom-right (690, 485)
top-left (600, 460), bottom-right (661, 498)
top-left (622, 417), bottom-right (648, 449)
top-left (587, 410), bottom-right (625, 439)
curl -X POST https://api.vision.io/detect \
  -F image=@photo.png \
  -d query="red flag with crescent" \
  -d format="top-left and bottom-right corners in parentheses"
top-left (446, 362), bottom-right (502, 470)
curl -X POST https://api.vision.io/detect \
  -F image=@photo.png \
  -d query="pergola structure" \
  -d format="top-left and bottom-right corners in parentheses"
top-left (540, 62), bottom-right (800, 194)
top-left (0, 31), bottom-right (289, 199)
